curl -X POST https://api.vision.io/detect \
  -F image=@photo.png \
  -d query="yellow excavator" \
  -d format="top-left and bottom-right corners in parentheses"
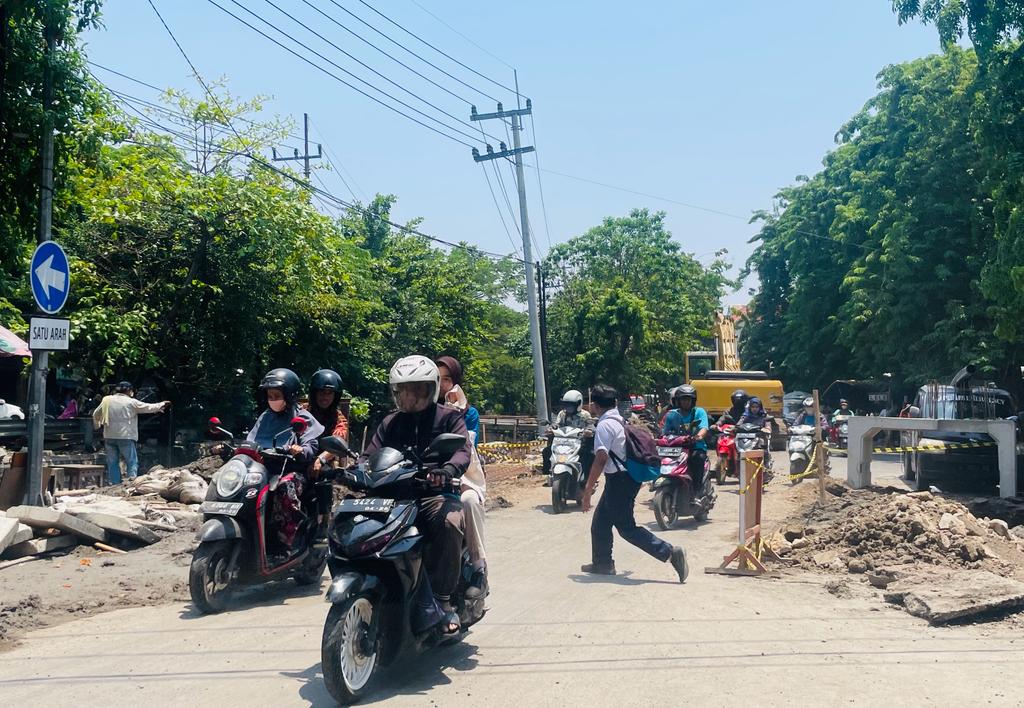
top-left (684, 311), bottom-right (786, 449)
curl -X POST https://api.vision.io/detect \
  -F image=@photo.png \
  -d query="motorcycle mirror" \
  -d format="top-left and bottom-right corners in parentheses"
top-left (423, 433), bottom-right (467, 460)
top-left (319, 435), bottom-right (352, 458)
top-left (208, 416), bottom-right (221, 430)
top-left (291, 416), bottom-right (308, 434)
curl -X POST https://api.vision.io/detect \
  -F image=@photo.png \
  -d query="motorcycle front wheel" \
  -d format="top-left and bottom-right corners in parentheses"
top-left (189, 539), bottom-right (236, 614)
top-left (653, 488), bottom-right (677, 530)
top-left (551, 475), bottom-right (568, 514)
top-left (789, 457), bottom-right (808, 484)
top-left (322, 593), bottom-right (379, 704)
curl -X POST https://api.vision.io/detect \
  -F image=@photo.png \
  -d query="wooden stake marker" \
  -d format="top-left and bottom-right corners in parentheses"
top-left (706, 449), bottom-right (780, 576)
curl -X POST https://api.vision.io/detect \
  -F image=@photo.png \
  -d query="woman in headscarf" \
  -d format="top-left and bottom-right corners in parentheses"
top-left (435, 355), bottom-right (488, 600)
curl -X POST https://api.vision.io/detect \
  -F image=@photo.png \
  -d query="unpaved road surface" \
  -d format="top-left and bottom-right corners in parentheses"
top-left (3, 453), bottom-right (1024, 706)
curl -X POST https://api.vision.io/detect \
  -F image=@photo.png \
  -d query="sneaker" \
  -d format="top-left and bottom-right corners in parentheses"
top-left (669, 546), bottom-right (689, 583)
top-left (465, 567), bottom-right (489, 599)
top-left (580, 562), bottom-right (616, 576)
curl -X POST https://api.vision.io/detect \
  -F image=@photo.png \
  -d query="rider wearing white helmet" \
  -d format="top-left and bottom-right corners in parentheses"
top-left (554, 389), bottom-right (593, 429)
top-left (360, 355), bottom-right (470, 636)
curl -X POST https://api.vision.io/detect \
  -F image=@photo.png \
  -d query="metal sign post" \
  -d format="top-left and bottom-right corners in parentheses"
top-left (26, 241), bottom-right (71, 505)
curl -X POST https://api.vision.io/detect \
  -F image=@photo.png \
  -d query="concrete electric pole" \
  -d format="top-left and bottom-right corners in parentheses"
top-left (470, 98), bottom-right (550, 429)
top-left (272, 112), bottom-right (322, 179)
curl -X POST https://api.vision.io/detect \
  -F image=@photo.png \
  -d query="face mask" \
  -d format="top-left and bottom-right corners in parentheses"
top-left (268, 398), bottom-right (287, 413)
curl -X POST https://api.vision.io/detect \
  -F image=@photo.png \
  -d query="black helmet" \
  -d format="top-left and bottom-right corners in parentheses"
top-left (672, 384), bottom-right (697, 405)
top-left (259, 368), bottom-right (301, 406)
top-left (730, 389), bottom-right (750, 408)
top-left (310, 369), bottom-right (343, 393)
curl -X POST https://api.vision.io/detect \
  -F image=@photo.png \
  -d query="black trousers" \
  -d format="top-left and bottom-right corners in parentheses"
top-left (418, 494), bottom-right (464, 598)
top-left (688, 449), bottom-right (708, 489)
top-left (592, 472), bottom-right (672, 566)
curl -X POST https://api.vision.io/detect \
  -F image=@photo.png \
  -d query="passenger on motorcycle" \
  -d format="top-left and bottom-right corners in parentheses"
top-left (434, 355), bottom-right (489, 601)
top-left (738, 396), bottom-right (771, 434)
top-left (716, 389), bottom-right (750, 426)
top-left (361, 355), bottom-right (469, 635)
top-left (247, 368), bottom-right (324, 553)
top-left (543, 389), bottom-right (594, 475)
top-left (307, 369), bottom-right (350, 477)
top-left (661, 385), bottom-right (710, 490)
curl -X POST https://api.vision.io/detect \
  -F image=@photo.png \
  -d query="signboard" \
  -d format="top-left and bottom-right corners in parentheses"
top-left (29, 317), bottom-right (70, 351)
top-left (30, 241), bottom-right (70, 314)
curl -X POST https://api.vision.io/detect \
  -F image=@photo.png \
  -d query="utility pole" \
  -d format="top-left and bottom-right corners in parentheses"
top-left (272, 112), bottom-right (322, 179)
top-left (471, 98), bottom-right (550, 429)
top-left (26, 21), bottom-right (57, 506)
top-left (537, 262), bottom-right (550, 403)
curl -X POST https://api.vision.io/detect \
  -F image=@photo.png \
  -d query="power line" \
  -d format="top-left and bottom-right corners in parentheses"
top-left (298, 0), bottom-right (473, 107)
top-left (407, 0), bottom-right (516, 71)
top-left (354, 0), bottom-right (519, 97)
top-left (205, 0), bottom-right (478, 149)
top-left (307, 116), bottom-right (366, 202)
top-left (255, 0), bottom-right (503, 144)
top-left (322, 0), bottom-right (502, 104)
top-left (478, 163), bottom-right (522, 258)
top-left (507, 158), bottom-right (543, 259)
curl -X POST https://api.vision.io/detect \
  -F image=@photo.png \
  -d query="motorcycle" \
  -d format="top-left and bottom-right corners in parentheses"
top-left (189, 418), bottom-right (328, 614)
top-left (713, 422), bottom-right (738, 484)
top-left (317, 434), bottom-right (486, 704)
top-left (787, 424), bottom-right (816, 483)
top-left (549, 426), bottom-right (586, 513)
top-left (831, 415), bottom-right (850, 449)
top-left (650, 435), bottom-right (716, 529)
top-left (734, 422), bottom-right (774, 483)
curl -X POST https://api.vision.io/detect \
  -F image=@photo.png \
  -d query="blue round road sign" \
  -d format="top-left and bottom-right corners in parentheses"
top-left (30, 241), bottom-right (70, 314)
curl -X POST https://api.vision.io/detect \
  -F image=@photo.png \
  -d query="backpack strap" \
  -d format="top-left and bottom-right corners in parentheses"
top-left (605, 416), bottom-right (627, 473)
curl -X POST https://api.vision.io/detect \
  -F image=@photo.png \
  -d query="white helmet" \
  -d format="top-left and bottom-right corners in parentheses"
top-left (560, 389), bottom-right (583, 411)
top-left (390, 355), bottom-right (440, 413)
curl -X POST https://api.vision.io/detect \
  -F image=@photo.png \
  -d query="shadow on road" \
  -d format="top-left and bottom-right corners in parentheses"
top-left (178, 576), bottom-right (326, 620)
top-left (568, 571), bottom-right (679, 587)
top-left (289, 639), bottom-right (479, 706)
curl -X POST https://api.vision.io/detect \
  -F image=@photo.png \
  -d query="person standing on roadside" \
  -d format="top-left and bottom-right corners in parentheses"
top-left (92, 381), bottom-right (169, 484)
top-left (579, 384), bottom-right (689, 581)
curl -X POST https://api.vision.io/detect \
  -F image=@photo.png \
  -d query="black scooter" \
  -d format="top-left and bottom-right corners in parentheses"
top-left (317, 434), bottom-right (485, 705)
top-left (189, 418), bottom-right (327, 614)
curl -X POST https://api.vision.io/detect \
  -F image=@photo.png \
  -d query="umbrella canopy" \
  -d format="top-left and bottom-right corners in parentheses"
top-left (0, 325), bottom-right (31, 358)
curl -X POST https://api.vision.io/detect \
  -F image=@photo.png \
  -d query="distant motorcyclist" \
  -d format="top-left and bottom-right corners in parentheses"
top-left (794, 396), bottom-right (828, 428)
top-left (715, 389), bottom-right (750, 427)
top-left (544, 390), bottom-right (594, 476)
top-left (360, 355), bottom-right (469, 636)
top-left (831, 398), bottom-right (852, 424)
top-left (661, 385), bottom-right (710, 490)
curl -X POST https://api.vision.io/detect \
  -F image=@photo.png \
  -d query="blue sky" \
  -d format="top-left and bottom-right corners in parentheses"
top-left (83, 1), bottom-right (941, 300)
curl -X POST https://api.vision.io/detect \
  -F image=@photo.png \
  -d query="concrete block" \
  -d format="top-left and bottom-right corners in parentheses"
top-left (1, 534), bottom-right (77, 559)
top-left (71, 511), bottom-right (159, 545)
top-left (885, 569), bottom-right (1024, 624)
top-left (0, 517), bottom-right (18, 554)
top-left (6, 505), bottom-right (108, 544)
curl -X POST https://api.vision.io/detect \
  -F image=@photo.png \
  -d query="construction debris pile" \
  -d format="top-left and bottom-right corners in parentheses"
top-left (0, 458), bottom-right (218, 564)
top-left (773, 488), bottom-right (1024, 624)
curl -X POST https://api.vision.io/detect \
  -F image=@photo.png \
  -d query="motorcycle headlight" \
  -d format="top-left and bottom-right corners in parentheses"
top-left (215, 459), bottom-right (247, 498)
top-left (839, 422), bottom-right (849, 434)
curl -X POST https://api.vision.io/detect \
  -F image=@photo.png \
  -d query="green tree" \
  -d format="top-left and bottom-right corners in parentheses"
top-left (543, 209), bottom-right (728, 395)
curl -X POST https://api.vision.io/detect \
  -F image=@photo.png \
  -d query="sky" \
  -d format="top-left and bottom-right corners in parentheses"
top-left (82, 1), bottom-right (942, 302)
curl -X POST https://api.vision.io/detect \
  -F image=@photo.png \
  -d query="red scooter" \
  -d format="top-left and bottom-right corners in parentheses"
top-left (651, 434), bottom-right (716, 529)
top-left (714, 423), bottom-right (738, 483)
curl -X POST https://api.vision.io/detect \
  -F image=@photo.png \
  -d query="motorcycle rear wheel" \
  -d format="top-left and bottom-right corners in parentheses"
top-left (322, 593), bottom-right (379, 704)
top-left (653, 488), bottom-right (677, 530)
top-left (551, 476), bottom-right (568, 514)
top-left (189, 539), bottom-right (236, 615)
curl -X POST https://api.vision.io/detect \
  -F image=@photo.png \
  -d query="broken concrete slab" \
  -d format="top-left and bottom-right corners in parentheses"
top-left (884, 569), bottom-right (1024, 624)
top-left (70, 511), bottom-right (159, 545)
top-left (11, 522), bottom-right (32, 546)
top-left (0, 517), bottom-right (19, 554)
top-left (1, 533), bottom-right (77, 559)
top-left (6, 505), bottom-right (107, 544)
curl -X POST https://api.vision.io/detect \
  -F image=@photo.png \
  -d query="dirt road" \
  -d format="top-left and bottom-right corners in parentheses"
top-left (2, 453), bottom-right (1024, 706)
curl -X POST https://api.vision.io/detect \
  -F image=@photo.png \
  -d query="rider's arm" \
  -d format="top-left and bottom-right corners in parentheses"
top-left (661, 410), bottom-right (677, 436)
top-left (695, 408), bottom-right (710, 441)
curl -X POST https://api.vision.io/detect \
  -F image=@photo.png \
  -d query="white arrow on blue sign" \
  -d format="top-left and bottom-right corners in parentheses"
top-left (30, 241), bottom-right (70, 315)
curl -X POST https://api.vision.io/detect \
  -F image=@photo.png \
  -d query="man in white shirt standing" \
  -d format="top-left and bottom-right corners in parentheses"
top-left (580, 384), bottom-right (688, 580)
top-left (92, 381), bottom-right (169, 484)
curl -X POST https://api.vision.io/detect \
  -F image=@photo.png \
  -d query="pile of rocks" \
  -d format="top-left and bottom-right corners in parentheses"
top-left (774, 490), bottom-right (1024, 576)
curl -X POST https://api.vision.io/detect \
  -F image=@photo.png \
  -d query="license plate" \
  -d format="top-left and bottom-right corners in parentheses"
top-left (199, 501), bottom-right (243, 516)
top-left (657, 447), bottom-right (681, 456)
top-left (337, 497), bottom-right (395, 514)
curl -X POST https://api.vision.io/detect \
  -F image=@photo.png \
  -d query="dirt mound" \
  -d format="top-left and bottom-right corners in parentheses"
top-left (774, 489), bottom-right (1024, 579)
